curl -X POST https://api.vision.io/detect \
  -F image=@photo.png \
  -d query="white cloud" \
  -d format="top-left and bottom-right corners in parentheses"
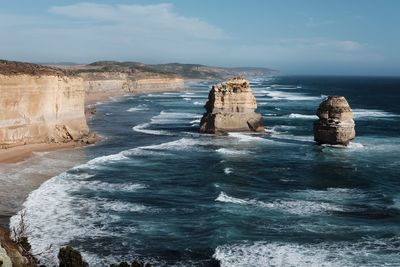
top-left (49, 3), bottom-right (226, 40)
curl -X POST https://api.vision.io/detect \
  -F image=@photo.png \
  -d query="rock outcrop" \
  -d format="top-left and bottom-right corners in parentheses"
top-left (0, 73), bottom-right (90, 147)
top-left (314, 96), bottom-right (355, 145)
top-left (58, 246), bottom-right (88, 267)
top-left (0, 243), bottom-right (12, 267)
top-left (199, 77), bottom-right (264, 133)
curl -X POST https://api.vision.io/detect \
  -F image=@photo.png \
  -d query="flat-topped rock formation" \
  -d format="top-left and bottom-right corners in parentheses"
top-left (199, 77), bottom-right (264, 133)
top-left (314, 96), bottom-right (355, 145)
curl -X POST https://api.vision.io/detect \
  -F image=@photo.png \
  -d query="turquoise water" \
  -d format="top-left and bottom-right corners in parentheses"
top-left (12, 76), bottom-right (400, 266)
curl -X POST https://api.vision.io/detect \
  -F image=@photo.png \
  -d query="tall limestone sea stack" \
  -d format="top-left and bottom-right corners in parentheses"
top-left (314, 96), bottom-right (355, 145)
top-left (199, 77), bottom-right (264, 133)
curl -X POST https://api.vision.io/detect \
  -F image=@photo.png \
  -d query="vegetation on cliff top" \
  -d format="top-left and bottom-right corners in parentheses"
top-left (0, 60), bottom-right (69, 76)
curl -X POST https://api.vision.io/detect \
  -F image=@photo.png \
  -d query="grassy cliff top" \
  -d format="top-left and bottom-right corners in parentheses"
top-left (0, 60), bottom-right (69, 76)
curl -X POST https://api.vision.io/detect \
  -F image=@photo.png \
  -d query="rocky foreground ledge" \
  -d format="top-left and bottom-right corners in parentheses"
top-left (199, 77), bottom-right (264, 133)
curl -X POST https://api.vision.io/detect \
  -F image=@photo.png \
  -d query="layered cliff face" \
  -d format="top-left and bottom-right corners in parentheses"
top-left (0, 74), bottom-right (89, 147)
top-left (79, 72), bottom-right (184, 102)
top-left (199, 77), bottom-right (264, 133)
top-left (314, 96), bottom-right (355, 145)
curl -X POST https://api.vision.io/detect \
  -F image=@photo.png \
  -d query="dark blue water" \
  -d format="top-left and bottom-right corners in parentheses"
top-left (12, 76), bottom-right (400, 266)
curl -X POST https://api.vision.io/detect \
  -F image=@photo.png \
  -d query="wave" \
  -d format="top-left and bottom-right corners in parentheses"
top-left (228, 132), bottom-right (267, 142)
top-left (79, 181), bottom-right (147, 192)
top-left (193, 101), bottom-right (205, 105)
top-left (214, 238), bottom-right (400, 267)
top-left (265, 91), bottom-right (322, 101)
top-left (126, 104), bottom-right (149, 112)
top-left (216, 148), bottom-right (248, 156)
top-left (288, 113), bottom-right (318, 119)
top-left (215, 192), bottom-right (343, 215)
top-left (9, 172), bottom-right (148, 265)
top-left (353, 109), bottom-right (399, 119)
top-left (321, 142), bottom-right (364, 150)
top-left (224, 168), bottom-right (233, 175)
top-left (132, 123), bottom-right (172, 136)
top-left (150, 111), bottom-right (202, 125)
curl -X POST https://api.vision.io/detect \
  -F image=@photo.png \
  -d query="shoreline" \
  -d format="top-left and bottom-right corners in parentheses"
top-left (0, 85), bottom-right (188, 256)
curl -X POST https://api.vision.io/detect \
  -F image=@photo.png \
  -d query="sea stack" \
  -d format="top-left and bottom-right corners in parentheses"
top-left (199, 77), bottom-right (264, 134)
top-left (314, 96), bottom-right (355, 145)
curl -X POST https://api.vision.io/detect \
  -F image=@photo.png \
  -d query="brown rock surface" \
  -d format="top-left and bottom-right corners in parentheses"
top-left (0, 74), bottom-right (89, 147)
top-left (314, 96), bottom-right (355, 145)
top-left (199, 77), bottom-right (264, 133)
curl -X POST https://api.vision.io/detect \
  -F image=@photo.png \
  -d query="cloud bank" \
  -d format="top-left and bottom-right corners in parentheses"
top-left (0, 2), bottom-right (390, 74)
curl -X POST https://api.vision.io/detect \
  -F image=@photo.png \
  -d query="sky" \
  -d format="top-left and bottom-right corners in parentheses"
top-left (1, 0), bottom-right (399, 75)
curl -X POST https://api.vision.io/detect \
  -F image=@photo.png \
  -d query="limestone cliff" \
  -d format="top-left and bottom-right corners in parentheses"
top-left (199, 77), bottom-right (264, 133)
top-left (314, 96), bottom-right (356, 145)
top-left (0, 62), bottom-right (89, 147)
top-left (80, 71), bottom-right (185, 101)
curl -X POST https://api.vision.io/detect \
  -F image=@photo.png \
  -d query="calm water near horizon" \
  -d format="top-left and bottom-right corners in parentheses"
top-left (11, 76), bottom-right (400, 266)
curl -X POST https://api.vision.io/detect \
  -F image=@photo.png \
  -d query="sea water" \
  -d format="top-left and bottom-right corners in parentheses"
top-left (11, 76), bottom-right (400, 266)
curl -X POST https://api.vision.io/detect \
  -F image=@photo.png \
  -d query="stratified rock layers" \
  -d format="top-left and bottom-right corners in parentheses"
top-left (314, 96), bottom-right (355, 145)
top-left (0, 74), bottom-right (89, 147)
top-left (199, 77), bottom-right (264, 133)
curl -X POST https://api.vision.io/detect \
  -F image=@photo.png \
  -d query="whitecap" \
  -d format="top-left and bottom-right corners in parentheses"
top-left (224, 168), bottom-right (233, 174)
top-left (214, 239), bottom-right (400, 267)
top-left (150, 111), bottom-right (202, 125)
top-left (215, 192), bottom-right (343, 215)
top-left (79, 182), bottom-right (147, 192)
top-left (216, 148), bottom-right (247, 156)
top-left (228, 132), bottom-right (266, 142)
top-left (288, 113), bottom-right (318, 119)
top-left (126, 104), bottom-right (149, 112)
top-left (132, 123), bottom-right (172, 136)
top-left (266, 91), bottom-right (322, 101)
top-left (353, 109), bottom-right (399, 119)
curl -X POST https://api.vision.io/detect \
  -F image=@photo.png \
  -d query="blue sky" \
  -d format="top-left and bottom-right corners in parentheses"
top-left (1, 1), bottom-right (399, 75)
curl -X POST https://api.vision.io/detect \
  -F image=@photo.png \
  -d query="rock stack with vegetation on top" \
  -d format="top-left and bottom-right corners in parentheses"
top-left (314, 96), bottom-right (356, 145)
top-left (199, 77), bottom-right (264, 134)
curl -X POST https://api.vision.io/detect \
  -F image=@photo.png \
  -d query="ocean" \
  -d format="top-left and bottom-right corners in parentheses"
top-left (11, 76), bottom-right (400, 266)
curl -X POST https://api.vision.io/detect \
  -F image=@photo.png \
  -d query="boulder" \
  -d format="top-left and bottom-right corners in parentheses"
top-left (314, 96), bottom-right (355, 145)
top-left (199, 77), bottom-right (264, 133)
top-left (0, 243), bottom-right (12, 267)
top-left (58, 246), bottom-right (88, 267)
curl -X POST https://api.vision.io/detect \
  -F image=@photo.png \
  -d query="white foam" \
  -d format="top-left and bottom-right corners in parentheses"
top-left (132, 123), bottom-right (172, 136)
top-left (150, 111), bottom-right (202, 125)
top-left (126, 104), bottom-right (149, 112)
top-left (85, 153), bottom-right (130, 167)
top-left (321, 142), bottom-right (364, 150)
top-left (289, 113), bottom-right (318, 119)
top-left (214, 238), bottom-right (400, 267)
top-left (228, 132), bottom-right (266, 142)
top-left (353, 109), bottom-right (399, 119)
top-left (143, 137), bottom-right (204, 152)
top-left (215, 192), bottom-right (343, 215)
top-left (79, 182), bottom-right (147, 192)
top-left (9, 172), bottom-right (145, 265)
top-left (193, 101), bottom-right (205, 105)
top-left (224, 168), bottom-right (233, 174)
top-left (216, 148), bottom-right (247, 156)
top-left (101, 200), bottom-right (146, 212)
top-left (266, 91), bottom-right (322, 101)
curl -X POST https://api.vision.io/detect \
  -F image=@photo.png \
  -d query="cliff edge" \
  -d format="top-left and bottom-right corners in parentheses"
top-left (0, 60), bottom-right (91, 149)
